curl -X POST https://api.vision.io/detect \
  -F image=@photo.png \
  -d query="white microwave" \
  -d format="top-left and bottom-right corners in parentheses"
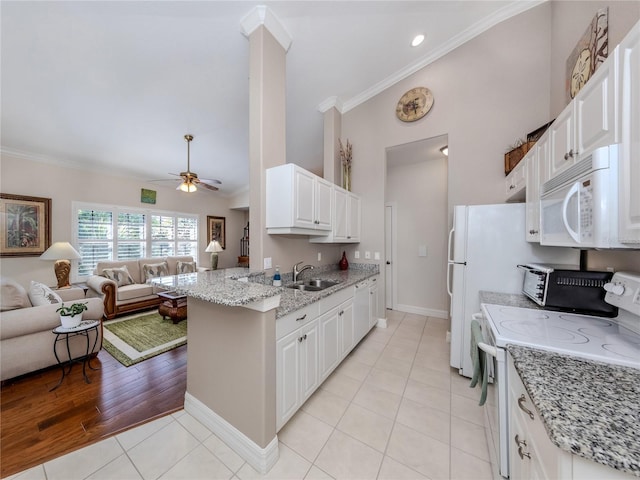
top-left (540, 144), bottom-right (627, 249)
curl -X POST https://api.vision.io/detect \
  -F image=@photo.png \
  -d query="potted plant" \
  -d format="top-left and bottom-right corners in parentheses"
top-left (56, 302), bottom-right (89, 328)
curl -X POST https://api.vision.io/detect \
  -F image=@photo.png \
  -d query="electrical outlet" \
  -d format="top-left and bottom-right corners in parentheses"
top-left (374, 252), bottom-right (380, 260)
top-left (354, 251), bottom-right (360, 259)
top-left (365, 251), bottom-right (371, 259)
top-left (263, 257), bottom-right (272, 270)
top-left (317, 252), bottom-right (322, 261)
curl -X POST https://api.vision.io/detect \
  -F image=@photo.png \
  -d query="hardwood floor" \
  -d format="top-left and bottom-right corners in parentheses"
top-left (0, 344), bottom-right (187, 478)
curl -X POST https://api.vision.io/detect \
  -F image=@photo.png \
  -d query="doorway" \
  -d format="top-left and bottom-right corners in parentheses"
top-left (385, 135), bottom-right (449, 317)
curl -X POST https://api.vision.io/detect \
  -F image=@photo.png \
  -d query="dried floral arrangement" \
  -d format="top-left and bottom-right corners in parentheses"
top-left (339, 138), bottom-right (352, 167)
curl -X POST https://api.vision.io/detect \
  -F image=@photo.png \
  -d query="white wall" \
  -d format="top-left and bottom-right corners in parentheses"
top-left (342, 4), bottom-right (553, 314)
top-left (0, 153), bottom-right (245, 288)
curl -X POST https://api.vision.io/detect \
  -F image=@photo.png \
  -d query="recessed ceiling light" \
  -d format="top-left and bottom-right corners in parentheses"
top-left (411, 34), bottom-right (425, 47)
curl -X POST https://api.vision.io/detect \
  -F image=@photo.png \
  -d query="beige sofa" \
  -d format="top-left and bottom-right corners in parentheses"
top-left (0, 281), bottom-right (104, 382)
top-left (86, 256), bottom-right (203, 319)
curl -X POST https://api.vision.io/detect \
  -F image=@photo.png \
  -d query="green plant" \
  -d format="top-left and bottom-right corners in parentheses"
top-left (56, 302), bottom-right (88, 317)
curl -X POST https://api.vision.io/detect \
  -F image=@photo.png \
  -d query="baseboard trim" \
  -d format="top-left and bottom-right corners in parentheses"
top-left (394, 304), bottom-right (448, 319)
top-left (184, 392), bottom-right (279, 474)
top-left (376, 317), bottom-right (387, 328)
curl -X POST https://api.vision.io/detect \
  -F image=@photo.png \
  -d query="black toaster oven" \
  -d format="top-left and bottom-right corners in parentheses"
top-left (518, 264), bottom-right (617, 317)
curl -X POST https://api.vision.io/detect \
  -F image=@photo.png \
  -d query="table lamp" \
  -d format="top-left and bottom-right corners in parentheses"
top-left (40, 241), bottom-right (81, 288)
top-left (205, 240), bottom-right (223, 270)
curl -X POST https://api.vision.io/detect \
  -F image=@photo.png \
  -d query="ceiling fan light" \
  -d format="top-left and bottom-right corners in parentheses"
top-left (179, 181), bottom-right (197, 193)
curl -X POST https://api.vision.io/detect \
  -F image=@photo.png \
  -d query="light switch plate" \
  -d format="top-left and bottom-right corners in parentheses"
top-left (317, 252), bottom-right (322, 261)
top-left (365, 251), bottom-right (371, 259)
top-left (354, 251), bottom-right (360, 259)
top-left (264, 257), bottom-right (272, 270)
top-left (374, 252), bottom-right (380, 260)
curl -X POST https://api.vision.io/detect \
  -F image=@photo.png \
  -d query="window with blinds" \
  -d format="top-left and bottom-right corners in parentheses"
top-left (73, 203), bottom-right (198, 280)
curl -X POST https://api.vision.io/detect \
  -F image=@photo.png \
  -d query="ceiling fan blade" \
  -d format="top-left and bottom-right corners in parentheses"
top-left (199, 182), bottom-right (219, 192)
top-left (198, 177), bottom-right (222, 185)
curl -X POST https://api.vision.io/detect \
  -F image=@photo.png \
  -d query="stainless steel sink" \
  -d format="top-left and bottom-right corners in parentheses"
top-left (286, 279), bottom-right (339, 292)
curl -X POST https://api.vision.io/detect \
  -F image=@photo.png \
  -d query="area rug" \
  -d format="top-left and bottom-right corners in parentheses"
top-left (102, 311), bottom-right (187, 367)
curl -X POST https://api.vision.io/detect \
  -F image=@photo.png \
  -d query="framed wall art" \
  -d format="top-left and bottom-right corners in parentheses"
top-left (140, 188), bottom-right (157, 204)
top-left (566, 7), bottom-right (608, 103)
top-left (207, 215), bottom-right (226, 249)
top-left (0, 193), bottom-right (52, 257)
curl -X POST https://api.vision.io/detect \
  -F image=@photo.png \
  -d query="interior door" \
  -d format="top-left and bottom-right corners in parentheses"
top-left (385, 204), bottom-right (394, 310)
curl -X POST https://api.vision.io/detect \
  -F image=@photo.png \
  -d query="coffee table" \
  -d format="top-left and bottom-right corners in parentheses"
top-left (158, 291), bottom-right (187, 323)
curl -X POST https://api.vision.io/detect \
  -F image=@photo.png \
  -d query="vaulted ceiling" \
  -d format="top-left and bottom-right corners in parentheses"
top-left (1, 1), bottom-right (540, 195)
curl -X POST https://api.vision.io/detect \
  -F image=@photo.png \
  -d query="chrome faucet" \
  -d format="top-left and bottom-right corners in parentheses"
top-left (293, 261), bottom-right (314, 283)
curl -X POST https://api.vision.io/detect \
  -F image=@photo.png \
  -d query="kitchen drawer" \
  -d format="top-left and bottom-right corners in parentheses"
top-left (276, 303), bottom-right (320, 340)
top-left (509, 356), bottom-right (559, 478)
top-left (318, 285), bottom-right (354, 312)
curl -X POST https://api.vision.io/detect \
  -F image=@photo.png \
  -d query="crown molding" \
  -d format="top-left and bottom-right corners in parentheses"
top-left (317, 96), bottom-right (344, 114)
top-left (240, 5), bottom-right (292, 52)
top-left (321, 0), bottom-right (545, 114)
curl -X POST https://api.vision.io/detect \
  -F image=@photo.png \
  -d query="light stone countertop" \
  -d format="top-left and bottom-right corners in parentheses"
top-left (151, 264), bottom-right (379, 319)
top-left (508, 345), bottom-right (640, 476)
top-left (479, 291), bottom-right (639, 476)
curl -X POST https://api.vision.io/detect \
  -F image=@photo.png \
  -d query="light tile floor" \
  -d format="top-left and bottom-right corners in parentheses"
top-left (7, 311), bottom-right (493, 480)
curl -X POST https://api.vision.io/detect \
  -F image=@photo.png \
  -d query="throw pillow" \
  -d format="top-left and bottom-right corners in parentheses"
top-left (102, 266), bottom-right (135, 287)
top-left (0, 277), bottom-right (31, 311)
top-left (176, 261), bottom-right (196, 274)
top-left (28, 280), bottom-right (62, 306)
top-left (142, 261), bottom-right (169, 282)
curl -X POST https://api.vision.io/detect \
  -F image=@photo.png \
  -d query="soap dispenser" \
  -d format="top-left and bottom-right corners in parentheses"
top-left (273, 266), bottom-right (282, 286)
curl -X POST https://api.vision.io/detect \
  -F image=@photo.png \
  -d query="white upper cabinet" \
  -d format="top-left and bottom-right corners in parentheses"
top-left (525, 142), bottom-right (543, 242)
top-left (548, 52), bottom-right (619, 181)
top-left (266, 164), bottom-right (332, 235)
top-left (505, 154), bottom-right (527, 202)
top-left (310, 186), bottom-right (361, 244)
top-left (618, 21), bottom-right (640, 244)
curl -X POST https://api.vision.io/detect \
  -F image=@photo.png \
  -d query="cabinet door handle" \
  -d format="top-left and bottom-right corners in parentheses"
top-left (518, 445), bottom-right (531, 460)
top-left (514, 434), bottom-right (527, 447)
top-left (296, 314), bottom-right (307, 322)
top-left (518, 394), bottom-right (535, 420)
top-left (564, 149), bottom-right (577, 160)
top-left (298, 336), bottom-right (304, 342)
top-left (303, 334), bottom-right (307, 340)
top-left (510, 184), bottom-right (515, 190)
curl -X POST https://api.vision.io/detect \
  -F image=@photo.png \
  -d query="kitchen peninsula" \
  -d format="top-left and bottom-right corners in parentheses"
top-left (151, 265), bottom-right (379, 474)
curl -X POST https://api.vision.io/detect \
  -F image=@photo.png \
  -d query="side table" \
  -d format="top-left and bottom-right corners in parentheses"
top-left (158, 291), bottom-right (188, 324)
top-left (51, 320), bottom-right (100, 391)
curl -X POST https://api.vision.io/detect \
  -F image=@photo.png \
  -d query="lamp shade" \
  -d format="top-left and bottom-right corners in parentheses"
top-left (205, 240), bottom-right (223, 253)
top-left (39, 242), bottom-right (81, 260)
top-left (179, 181), bottom-right (197, 193)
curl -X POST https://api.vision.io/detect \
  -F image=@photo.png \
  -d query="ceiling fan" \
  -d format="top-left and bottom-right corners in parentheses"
top-left (163, 134), bottom-right (222, 193)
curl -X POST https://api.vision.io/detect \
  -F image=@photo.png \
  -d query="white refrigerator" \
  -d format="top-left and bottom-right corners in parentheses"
top-left (447, 203), bottom-right (580, 378)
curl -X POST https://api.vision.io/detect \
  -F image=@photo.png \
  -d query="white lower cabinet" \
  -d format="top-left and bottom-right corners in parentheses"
top-left (369, 276), bottom-right (379, 329)
top-left (277, 284), bottom-right (368, 431)
top-left (319, 306), bottom-right (340, 380)
top-left (340, 300), bottom-right (354, 358)
top-left (508, 353), bottom-right (635, 480)
top-left (353, 279), bottom-right (371, 343)
top-left (319, 298), bottom-right (354, 380)
top-left (276, 317), bottom-right (319, 431)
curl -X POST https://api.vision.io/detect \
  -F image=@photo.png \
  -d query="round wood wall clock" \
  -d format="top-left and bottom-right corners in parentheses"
top-left (396, 87), bottom-right (434, 122)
